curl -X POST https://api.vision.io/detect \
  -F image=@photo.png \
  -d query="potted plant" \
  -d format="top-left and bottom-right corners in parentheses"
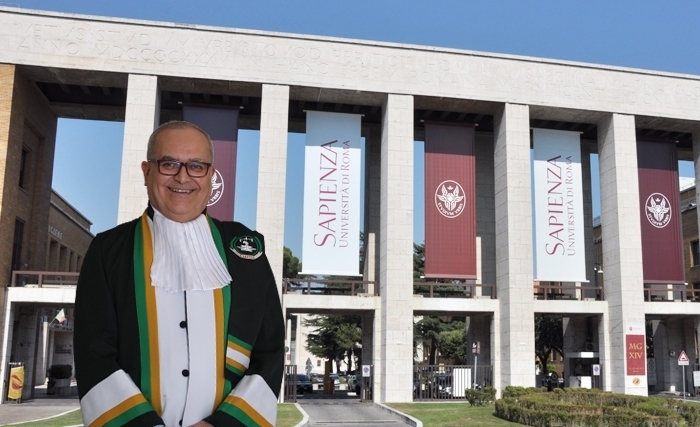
top-left (47, 364), bottom-right (72, 395)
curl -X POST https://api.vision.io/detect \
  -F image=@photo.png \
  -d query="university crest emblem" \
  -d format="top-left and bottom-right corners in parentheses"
top-left (434, 180), bottom-right (465, 218)
top-left (645, 192), bottom-right (671, 228)
top-left (208, 169), bottom-right (224, 206)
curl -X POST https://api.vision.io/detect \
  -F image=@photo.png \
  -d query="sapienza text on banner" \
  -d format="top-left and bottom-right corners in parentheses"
top-left (315, 139), bottom-right (351, 248)
top-left (545, 155), bottom-right (577, 256)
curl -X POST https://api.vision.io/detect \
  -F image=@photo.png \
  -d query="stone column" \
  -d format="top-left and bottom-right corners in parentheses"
top-left (493, 103), bottom-right (536, 390)
top-left (378, 94), bottom-right (414, 402)
top-left (563, 317), bottom-right (589, 384)
top-left (361, 311), bottom-right (374, 370)
top-left (666, 319), bottom-right (684, 392)
top-left (682, 318), bottom-right (695, 393)
top-left (285, 317), bottom-right (292, 363)
top-left (466, 314), bottom-right (492, 386)
top-left (475, 133), bottom-right (496, 288)
top-left (294, 315), bottom-right (302, 369)
top-left (363, 124), bottom-right (381, 295)
top-left (597, 113), bottom-right (645, 395)
top-left (581, 141), bottom-right (595, 298)
top-left (117, 74), bottom-right (160, 224)
top-left (361, 122), bottom-right (379, 390)
top-left (372, 307), bottom-right (383, 400)
top-left (256, 84), bottom-right (289, 296)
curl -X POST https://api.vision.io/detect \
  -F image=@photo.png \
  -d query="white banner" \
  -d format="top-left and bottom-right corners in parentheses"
top-left (532, 128), bottom-right (587, 282)
top-left (301, 111), bottom-right (362, 276)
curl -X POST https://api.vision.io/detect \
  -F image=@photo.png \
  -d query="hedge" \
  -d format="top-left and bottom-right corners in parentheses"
top-left (495, 387), bottom-right (700, 427)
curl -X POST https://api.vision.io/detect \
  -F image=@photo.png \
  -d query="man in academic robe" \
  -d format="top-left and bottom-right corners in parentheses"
top-left (74, 121), bottom-right (284, 427)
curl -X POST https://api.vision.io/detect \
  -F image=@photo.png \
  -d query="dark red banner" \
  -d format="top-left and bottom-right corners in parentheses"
top-left (637, 139), bottom-right (684, 284)
top-left (183, 106), bottom-right (239, 221)
top-left (424, 123), bottom-right (476, 279)
top-left (625, 334), bottom-right (646, 376)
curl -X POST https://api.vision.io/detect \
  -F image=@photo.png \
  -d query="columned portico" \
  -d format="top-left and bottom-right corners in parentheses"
top-left (3, 7), bottom-right (700, 404)
top-left (597, 113), bottom-right (645, 395)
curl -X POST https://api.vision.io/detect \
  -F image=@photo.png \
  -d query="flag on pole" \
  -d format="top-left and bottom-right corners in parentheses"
top-left (54, 309), bottom-right (66, 324)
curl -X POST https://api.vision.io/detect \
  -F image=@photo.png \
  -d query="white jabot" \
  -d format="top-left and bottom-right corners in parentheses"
top-left (150, 209), bottom-right (232, 293)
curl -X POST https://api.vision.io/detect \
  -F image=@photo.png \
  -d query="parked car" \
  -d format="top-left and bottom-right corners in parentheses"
top-left (330, 374), bottom-right (340, 387)
top-left (296, 374), bottom-right (313, 394)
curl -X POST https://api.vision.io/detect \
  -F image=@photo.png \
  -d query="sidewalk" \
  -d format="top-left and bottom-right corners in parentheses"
top-left (0, 383), bottom-right (80, 426)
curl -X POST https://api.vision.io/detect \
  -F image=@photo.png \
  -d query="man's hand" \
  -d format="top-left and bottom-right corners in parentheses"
top-left (189, 422), bottom-right (214, 427)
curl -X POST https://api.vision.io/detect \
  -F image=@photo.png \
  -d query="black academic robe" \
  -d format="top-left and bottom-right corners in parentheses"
top-left (74, 211), bottom-right (284, 427)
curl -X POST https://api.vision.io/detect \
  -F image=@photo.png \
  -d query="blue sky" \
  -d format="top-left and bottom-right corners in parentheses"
top-left (26, 0), bottom-right (700, 258)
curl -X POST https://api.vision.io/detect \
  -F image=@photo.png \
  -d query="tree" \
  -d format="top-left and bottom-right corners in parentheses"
top-left (437, 329), bottom-right (468, 364)
top-left (534, 315), bottom-right (564, 375)
top-left (413, 242), bottom-right (425, 281)
top-left (336, 322), bottom-right (362, 373)
top-left (414, 316), bottom-right (466, 364)
top-left (283, 246), bottom-right (301, 279)
top-left (358, 231), bottom-right (366, 276)
top-left (304, 314), bottom-right (362, 373)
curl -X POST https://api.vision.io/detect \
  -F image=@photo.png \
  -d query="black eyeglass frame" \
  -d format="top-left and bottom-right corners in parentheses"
top-left (147, 159), bottom-right (213, 177)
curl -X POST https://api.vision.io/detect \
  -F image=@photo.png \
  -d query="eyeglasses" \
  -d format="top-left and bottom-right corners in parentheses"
top-left (148, 159), bottom-right (212, 177)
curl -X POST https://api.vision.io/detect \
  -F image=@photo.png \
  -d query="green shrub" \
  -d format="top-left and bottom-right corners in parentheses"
top-left (502, 386), bottom-right (545, 399)
top-left (495, 388), bottom-right (699, 427)
top-left (48, 364), bottom-right (72, 379)
top-left (483, 386), bottom-right (496, 402)
top-left (464, 386), bottom-right (497, 406)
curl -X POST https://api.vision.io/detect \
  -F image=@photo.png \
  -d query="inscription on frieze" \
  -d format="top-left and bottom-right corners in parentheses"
top-left (5, 19), bottom-right (239, 67)
top-left (2, 13), bottom-right (700, 113)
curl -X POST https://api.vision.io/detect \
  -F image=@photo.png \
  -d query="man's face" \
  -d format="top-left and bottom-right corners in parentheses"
top-left (141, 127), bottom-right (214, 222)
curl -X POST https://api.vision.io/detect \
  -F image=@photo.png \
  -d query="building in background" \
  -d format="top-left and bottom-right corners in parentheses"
top-left (2, 190), bottom-right (92, 400)
top-left (2, 6), bottom-right (700, 403)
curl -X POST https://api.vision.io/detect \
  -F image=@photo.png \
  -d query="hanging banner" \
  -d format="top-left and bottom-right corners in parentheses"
top-left (625, 322), bottom-right (647, 389)
top-left (532, 128), bottom-right (587, 282)
top-left (7, 366), bottom-right (24, 400)
top-left (637, 139), bottom-right (684, 284)
top-left (183, 106), bottom-right (239, 221)
top-left (301, 111), bottom-right (361, 276)
top-left (424, 123), bottom-right (476, 279)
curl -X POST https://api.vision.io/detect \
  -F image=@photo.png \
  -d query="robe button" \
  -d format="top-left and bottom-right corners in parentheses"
top-left (179, 321), bottom-right (187, 328)
top-left (182, 369), bottom-right (189, 377)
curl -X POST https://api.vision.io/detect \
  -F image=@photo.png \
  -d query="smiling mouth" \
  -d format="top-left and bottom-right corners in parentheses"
top-left (169, 187), bottom-right (194, 194)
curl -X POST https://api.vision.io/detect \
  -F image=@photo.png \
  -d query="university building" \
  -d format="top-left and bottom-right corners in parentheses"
top-left (1, 6), bottom-right (700, 403)
top-left (2, 189), bottom-right (92, 400)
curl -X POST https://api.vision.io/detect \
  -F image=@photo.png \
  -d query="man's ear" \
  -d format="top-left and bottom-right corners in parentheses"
top-left (141, 161), bottom-right (150, 185)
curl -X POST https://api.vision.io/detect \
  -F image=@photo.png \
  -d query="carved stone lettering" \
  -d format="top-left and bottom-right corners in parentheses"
top-left (3, 13), bottom-right (700, 115)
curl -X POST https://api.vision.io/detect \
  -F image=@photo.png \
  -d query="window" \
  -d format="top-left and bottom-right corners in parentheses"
top-left (317, 360), bottom-right (321, 367)
top-left (692, 240), bottom-right (700, 266)
top-left (18, 148), bottom-right (28, 189)
top-left (11, 219), bottom-right (24, 272)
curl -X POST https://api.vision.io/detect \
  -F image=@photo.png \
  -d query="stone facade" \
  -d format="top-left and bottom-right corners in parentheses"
top-left (2, 7), bottom-right (700, 402)
top-left (46, 190), bottom-right (93, 272)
